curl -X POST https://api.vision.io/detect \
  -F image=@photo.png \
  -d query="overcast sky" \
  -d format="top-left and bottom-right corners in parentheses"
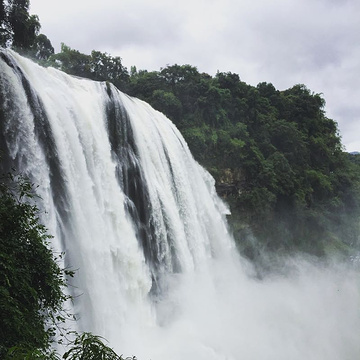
top-left (30, 0), bottom-right (360, 151)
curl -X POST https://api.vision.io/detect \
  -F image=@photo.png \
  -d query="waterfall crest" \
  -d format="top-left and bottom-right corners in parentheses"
top-left (1, 49), bottom-right (359, 360)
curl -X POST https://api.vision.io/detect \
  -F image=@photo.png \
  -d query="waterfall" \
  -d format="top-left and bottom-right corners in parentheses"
top-left (1, 49), bottom-right (359, 360)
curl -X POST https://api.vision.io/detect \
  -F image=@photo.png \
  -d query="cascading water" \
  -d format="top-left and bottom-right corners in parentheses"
top-left (1, 49), bottom-right (359, 360)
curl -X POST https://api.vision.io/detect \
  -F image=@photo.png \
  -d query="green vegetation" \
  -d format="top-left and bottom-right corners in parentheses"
top-left (126, 67), bottom-right (360, 258)
top-left (0, 0), bottom-right (53, 59)
top-left (46, 43), bottom-right (129, 90)
top-left (63, 333), bottom-right (135, 360)
top-left (0, 172), bottom-right (71, 358)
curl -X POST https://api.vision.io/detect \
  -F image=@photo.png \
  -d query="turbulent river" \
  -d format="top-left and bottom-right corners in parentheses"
top-left (1, 49), bottom-right (359, 360)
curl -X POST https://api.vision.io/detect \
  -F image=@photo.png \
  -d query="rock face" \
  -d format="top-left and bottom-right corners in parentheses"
top-left (215, 168), bottom-right (244, 197)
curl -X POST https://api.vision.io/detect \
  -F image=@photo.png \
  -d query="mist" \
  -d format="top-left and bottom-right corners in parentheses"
top-left (113, 253), bottom-right (360, 360)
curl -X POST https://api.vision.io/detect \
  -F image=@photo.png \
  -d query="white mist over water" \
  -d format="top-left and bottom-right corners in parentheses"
top-left (0, 50), bottom-right (359, 360)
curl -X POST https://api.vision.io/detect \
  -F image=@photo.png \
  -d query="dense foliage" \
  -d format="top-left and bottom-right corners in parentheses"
top-left (0, 173), bottom-right (69, 358)
top-left (46, 43), bottom-right (129, 90)
top-left (127, 66), bottom-right (360, 257)
top-left (63, 333), bottom-right (135, 360)
top-left (0, 0), bottom-right (54, 59)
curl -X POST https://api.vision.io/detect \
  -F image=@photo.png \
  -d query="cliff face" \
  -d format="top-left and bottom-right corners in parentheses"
top-left (212, 168), bottom-right (258, 260)
top-left (215, 168), bottom-right (244, 197)
top-left (210, 158), bottom-right (360, 261)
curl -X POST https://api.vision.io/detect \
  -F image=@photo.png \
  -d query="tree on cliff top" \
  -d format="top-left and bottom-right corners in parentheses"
top-left (0, 0), bottom-right (54, 60)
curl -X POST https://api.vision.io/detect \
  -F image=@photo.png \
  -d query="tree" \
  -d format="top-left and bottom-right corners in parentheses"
top-left (90, 50), bottom-right (129, 90)
top-left (150, 89), bottom-right (182, 122)
top-left (47, 45), bottom-right (129, 91)
top-left (0, 0), bottom-right (7, 45)
top-left (0, 172), bottom-right (71, 358)
top-left (33, 33), bottom-right (54, 60)
top-left (128, 69), bottom-right (164, 100)
top-left (63, 333), bottom-right (135, 360)
top-left (0, 0), bottom-right (52, 56)
top-left (47, 43), bottom-right (92, 78)
top-left (7, 0), bottom-right (40, 50)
